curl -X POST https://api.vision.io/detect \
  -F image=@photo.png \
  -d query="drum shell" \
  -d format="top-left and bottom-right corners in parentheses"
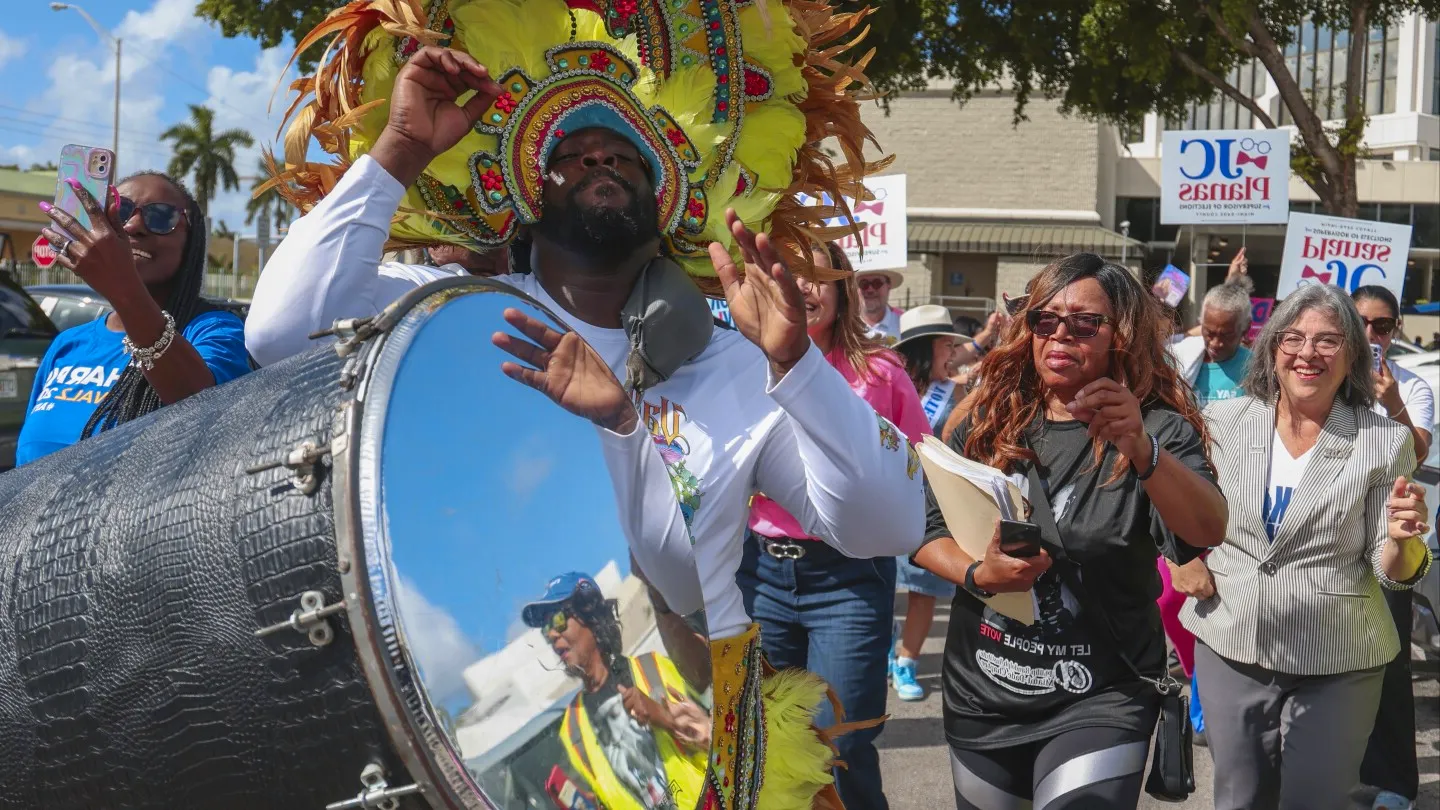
top-left (0, 346), bottom-right (415, 809)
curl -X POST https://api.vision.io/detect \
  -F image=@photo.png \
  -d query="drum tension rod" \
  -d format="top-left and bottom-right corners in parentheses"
top-left (310, 317), bottom-right (378, 358)
top-left (254, 590), bottom-right (347, 647)
top-left (245, 440), bottom-right (330, 496)
top-left (326, 763), bottom-right (420, 810)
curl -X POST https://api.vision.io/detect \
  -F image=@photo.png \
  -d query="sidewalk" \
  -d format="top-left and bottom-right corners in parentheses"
top-left (876, 598), bottom-right (1440, 809)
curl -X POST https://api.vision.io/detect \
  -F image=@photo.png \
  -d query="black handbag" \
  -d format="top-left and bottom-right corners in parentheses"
top-left (1024, 465), bottom-right (1196, 802)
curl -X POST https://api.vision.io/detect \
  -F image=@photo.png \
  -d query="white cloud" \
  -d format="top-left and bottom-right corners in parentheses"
top-left (201, 46), bottom-right (297, 239)
top-left (0, 30), bottom-right (27, 71)
top-left (116, 0), bottom-right (207, 53)
top-left (0, 144), bottom-right (38, 165)
top-left (508, 452), bottom-right (555, 505)
top-left (395, 575), bottom-right (484, 707)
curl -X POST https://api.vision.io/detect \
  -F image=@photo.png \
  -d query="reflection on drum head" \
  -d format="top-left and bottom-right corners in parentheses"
top-left (371, 289), bottom-right (711, 810)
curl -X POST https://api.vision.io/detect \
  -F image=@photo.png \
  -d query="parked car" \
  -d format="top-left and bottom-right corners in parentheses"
top-left (1, 273), bottom-right (59, 470)
top-left (26, 283), bottom-right (251, 329)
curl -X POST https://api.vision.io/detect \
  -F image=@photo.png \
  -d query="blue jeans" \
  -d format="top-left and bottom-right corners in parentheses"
top-left (737, 533), bottom-right (895, 810)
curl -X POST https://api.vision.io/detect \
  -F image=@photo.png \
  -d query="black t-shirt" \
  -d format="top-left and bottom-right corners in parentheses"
top-left (574, 659), bottom-right (675, 809)
top-left (922, 410), bottom-right (1215, 749)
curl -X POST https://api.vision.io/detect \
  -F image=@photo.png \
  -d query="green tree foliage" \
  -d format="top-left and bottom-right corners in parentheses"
top-left (842, 0), bottom-right (1440, 217)
top-left (161, 104), bottom-right (255, 216)
top-left (245, 158), bottom-right (294, 233)
top-left (196, 0), bottom-right (333, 72)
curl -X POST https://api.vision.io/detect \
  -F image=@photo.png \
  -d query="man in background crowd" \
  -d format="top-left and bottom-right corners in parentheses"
top-left (856, 267), bottom-right (904, 344)
top-left (1168, 249), bottom-right (1254, 406)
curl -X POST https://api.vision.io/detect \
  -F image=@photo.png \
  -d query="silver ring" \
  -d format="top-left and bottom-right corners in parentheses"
top-left (57, 239), bottom-right (72, 259)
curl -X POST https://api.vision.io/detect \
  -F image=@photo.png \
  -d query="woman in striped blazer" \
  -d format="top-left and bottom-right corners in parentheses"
top-left (1182, 284), bottom-right (1433, 810)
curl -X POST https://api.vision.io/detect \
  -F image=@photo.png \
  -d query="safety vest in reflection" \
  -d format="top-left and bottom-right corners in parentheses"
top-left (559, 652), bottom-right (707, 810)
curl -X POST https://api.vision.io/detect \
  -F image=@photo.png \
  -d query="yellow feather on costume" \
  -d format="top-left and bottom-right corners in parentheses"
top-left (756, 669), bottom-right (839, 810)
top-left (737, 0), bottom-right (808, 100)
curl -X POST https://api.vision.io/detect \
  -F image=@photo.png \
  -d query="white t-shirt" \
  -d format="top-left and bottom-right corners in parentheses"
top-left (866, 308), bottom-right (901, 345)
top-left (245, 155), bottom-right (927, 638)
top-left (1264, 434), bottom-right (1315, 542)
top-left (1374, 361), bottom-right (1436, 438)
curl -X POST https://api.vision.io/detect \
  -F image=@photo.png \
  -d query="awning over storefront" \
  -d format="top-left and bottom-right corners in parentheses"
top-left (909, 221), bottom-right (1146, 259)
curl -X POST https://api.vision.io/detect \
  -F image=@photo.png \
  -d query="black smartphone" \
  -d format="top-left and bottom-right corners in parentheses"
top-left (998, 519), bottom-right (1042, 558)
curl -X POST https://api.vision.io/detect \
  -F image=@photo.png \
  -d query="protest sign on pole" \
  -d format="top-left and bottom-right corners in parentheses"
top-left (1248, 297), bottom-right (1275, 341)
top-left (1275, 212), bottom-right (1412, 301)
top-left (796, 174), bottom-right (907, 272)
top-left (1161, 129), bottom-right (1290, 224)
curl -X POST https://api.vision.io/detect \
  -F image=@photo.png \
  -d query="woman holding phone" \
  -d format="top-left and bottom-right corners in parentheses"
top-left (17, 172), bottom-right (250, 464)
top-left (914, 253), bottom-right (1227, 808)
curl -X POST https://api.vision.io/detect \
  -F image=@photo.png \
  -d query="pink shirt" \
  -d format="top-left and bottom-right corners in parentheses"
top-left (748, 345), bottom-right (931, 539)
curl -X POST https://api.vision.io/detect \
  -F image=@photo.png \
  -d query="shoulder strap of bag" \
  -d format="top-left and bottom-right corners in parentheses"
top-left (1023, 462), bottom-right (1181, 696)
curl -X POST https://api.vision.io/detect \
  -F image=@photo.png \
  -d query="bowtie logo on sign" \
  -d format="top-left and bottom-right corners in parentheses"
top-left (1177, 137), bottom-right (1272, 202)
top-left (1276, 212), bottom-right (1412, 301)
top-left (795, 174), bottom-right (908, 274)
top-left (1161, 129), bottom-right (1289, 224)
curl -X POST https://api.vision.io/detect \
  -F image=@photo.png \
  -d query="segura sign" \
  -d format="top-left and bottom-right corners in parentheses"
top-left (1276, 212), bottom-right (1412, 301)
top-left (1161, 129), bottom-right (1290, 224)
top-left (796, 174), bottom-right (908, 273)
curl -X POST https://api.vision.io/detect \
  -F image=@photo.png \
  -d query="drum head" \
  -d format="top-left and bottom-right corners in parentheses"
top-left (349, 282), bottom-right (712, 810)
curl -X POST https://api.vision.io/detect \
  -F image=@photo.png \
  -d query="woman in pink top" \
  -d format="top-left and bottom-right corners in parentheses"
top-left (739, 243), bottom-right (929, 810)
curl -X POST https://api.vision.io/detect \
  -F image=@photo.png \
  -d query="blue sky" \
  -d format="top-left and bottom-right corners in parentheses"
top-left (0, 0), bottom-right (298, 234)
top-left (380, 293), bottom-right (634, 708)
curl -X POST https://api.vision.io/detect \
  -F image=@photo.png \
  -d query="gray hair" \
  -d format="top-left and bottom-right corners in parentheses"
top-left (1202, 279), bottom-right (1254, 327)
top-left (1242, 284), bottom-right (1375, 409)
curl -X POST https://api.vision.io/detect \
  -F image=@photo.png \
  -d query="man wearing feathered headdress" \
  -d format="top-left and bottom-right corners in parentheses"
top-left (244, 2), bottom-right (921, 807)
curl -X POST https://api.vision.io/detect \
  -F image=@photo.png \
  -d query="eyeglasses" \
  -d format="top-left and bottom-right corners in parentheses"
top-left (543, 609), bottom-right (570, 635)
top-left (116, 196), bottom-right (186, 235)
top-left (1277, 331), bottom-right (1344, 357)
top-left (857, 278), bottom-right (888, 291)
top-left (1004, 295), bottom-right (1029, 316)
top-left (1026, 310), bottom-right (1113, 338)
top-left (1361, 317), bottom-right (1397, 336)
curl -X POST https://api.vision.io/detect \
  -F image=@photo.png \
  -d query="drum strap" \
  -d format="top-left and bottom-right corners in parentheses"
top-left (621, 257), bottom-right (715, 396)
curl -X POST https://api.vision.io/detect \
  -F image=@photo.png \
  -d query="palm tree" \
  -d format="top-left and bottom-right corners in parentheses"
top-left (161, 104), bottom-right (254, 216)
top-left (245, 158), bottom-right (293, 234)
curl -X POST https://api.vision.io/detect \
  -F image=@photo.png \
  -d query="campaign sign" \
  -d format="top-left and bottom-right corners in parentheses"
top-left (795, 174), bottom-right (907, 272)
top-left (1248, 297), bottom-right (1275, 341)
top-left (1276, 212), bottom-right (1412, 301)
top-left (1161, 129), bottom-right (1290, 224)
top-left (709, 297), bottom-right (732, 325)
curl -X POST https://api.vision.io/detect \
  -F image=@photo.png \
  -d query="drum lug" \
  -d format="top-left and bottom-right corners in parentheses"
top-left (325, 763), bottom-right (421, 810)
top-left (310, 317), bottom-right (379, 358)
top-left (245, 439), bottom-right (331, 496)
top-left (254, 590), bottom-right (348, 646)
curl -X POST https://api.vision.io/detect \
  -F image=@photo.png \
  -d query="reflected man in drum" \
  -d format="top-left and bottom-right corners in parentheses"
top-left (524, 573), bottom-right (708, 810)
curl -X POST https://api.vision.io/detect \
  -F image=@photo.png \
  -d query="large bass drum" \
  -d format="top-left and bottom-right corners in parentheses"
top-left (0, 278), bottom-right (713, 810)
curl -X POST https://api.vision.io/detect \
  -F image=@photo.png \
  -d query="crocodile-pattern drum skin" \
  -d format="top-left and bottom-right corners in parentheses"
top-left (0, 345), bottom-right (418, 810)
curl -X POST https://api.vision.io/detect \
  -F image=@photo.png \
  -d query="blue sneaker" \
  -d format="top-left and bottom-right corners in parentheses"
top-left (893, 657), bottom-right (924, 701)
top-left (1372, 791), bottom-right (1412, 810)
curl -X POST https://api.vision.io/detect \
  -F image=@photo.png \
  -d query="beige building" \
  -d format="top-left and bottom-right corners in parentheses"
top-left (865, 12), bottom-right (1439, 335)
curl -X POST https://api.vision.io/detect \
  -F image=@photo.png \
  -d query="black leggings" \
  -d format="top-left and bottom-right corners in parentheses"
top-left (949, 726), bottom-right (1150, 809)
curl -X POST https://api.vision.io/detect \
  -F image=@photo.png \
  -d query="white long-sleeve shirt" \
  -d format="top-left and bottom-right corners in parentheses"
top-left (247, 155), bottom-right (927, 637)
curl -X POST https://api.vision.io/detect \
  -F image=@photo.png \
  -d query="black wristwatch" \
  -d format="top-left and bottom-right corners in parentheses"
top-left (964, 561), bottom-right (996, 599)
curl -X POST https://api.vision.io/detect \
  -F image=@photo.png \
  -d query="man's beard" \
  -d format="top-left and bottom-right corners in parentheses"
top-left (533, 168), bottom-right (659, 265)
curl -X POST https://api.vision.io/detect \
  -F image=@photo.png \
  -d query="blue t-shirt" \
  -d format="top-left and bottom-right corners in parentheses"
top-left (16, 310), bottom-right (251, 465)
top-left (1194, 346), bottom-right (1251, 406)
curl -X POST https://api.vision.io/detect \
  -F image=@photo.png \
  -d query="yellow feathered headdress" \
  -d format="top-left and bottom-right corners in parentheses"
top-left (266, 0), bottom-right (890, 292)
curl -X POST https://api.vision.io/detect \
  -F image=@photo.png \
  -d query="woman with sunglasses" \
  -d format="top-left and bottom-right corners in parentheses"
top-left (17, 173), bottom-right (250, 465)
top-left (1181, 284), bottom-right (1431, 810)
top-left (1350, 285), bottom-right (1433, 810)
top-left (914, 253), bottom-right (1227, 808)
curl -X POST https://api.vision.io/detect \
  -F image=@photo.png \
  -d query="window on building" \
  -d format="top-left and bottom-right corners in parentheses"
top-left (1276, 22), bottom-right (1399, 125)
top-left (1378, 203), bottom-right (1412, 226)
top-left (1430, 148), bottom-right (1440, 161)
top-left (1413, 204), bottom-right (1439, 249)
top-left (1114, 197), bottom-right (1179, 244)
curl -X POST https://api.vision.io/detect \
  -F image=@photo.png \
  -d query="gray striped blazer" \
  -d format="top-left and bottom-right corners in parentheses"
top-left (1181, 395), bottom-right (1416, 676)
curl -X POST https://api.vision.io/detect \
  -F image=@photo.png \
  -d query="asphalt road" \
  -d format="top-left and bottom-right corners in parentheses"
top-left (874, 598), bottom-right (1440, 810)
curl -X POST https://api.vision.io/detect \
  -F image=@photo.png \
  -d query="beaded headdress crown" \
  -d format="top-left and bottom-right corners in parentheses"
top-left (268, 0), bottom-right (889, 290)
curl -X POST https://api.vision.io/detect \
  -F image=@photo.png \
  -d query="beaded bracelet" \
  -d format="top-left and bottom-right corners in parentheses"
top-left (122, 310), bottom-right (177, 371)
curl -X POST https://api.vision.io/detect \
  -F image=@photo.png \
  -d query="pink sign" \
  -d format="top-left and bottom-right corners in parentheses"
top-left (1247, 297), bottom-right (1274, 341)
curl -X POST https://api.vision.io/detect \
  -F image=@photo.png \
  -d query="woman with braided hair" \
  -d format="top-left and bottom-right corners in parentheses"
top-left (17, 172), bottom-right (251, 465)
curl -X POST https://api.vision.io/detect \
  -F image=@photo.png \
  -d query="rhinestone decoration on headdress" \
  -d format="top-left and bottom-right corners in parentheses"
top-left (267, 0), bottom-right (891, 292)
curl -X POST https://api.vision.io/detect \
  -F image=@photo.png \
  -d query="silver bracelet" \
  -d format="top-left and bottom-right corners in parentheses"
top-left (122, 311), bottom-right (177, 371)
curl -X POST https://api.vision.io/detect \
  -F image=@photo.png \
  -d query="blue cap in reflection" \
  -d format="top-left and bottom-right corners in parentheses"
top-left (521, 571), bottom-right (601, 627)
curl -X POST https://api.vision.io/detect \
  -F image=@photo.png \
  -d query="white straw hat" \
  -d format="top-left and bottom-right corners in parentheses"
top-left (896, 305), bottom-right (971, 348)
top-left (855, 267), bottom-right (904, 288)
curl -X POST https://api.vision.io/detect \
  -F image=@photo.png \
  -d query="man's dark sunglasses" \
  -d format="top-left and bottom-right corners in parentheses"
top-left (117, 196), bottom-right (186, 235)
top-left (1361, 316), bottom-right (1397, 336)
top-left (1026, 310), bottom-right (1113, 338)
